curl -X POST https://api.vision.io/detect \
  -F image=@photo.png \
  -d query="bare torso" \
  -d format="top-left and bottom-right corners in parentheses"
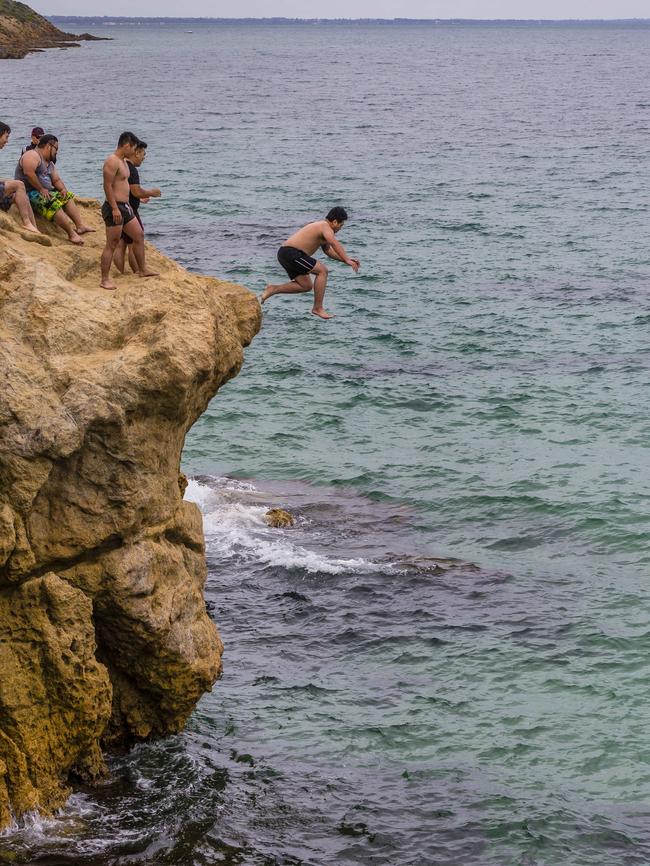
top-left (104, 153), bottom-right (131, 202)
top-left (284, 220), bottom-right (330, 255)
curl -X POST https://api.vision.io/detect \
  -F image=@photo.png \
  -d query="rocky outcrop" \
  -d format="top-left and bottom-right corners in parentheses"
top-left (0, 200), bottom-right (261, 826)
top-left (0, 0), bottom-right (105, 60)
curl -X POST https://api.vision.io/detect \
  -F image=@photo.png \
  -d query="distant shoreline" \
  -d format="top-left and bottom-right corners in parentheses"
top-left (47, 15), bottom-right (650, 26)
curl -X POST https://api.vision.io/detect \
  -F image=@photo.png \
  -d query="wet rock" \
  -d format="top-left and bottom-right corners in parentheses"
top-left (0, 201), bottom-right (261, 826)
top-left (265, 508), bottom-right (295, 528)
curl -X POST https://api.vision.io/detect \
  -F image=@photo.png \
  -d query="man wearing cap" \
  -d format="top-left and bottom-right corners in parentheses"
top-left (21, 126), bottom-right (45, 155)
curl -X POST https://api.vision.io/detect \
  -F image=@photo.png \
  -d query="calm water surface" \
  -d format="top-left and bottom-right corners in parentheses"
top-left (1, 20), bottom-right (650, 865)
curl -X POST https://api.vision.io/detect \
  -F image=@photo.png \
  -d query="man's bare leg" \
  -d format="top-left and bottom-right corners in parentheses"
top-left (64, 200), bottom-right (95, 234)
top-left (123, 219), bottom-right (158, 277)
top-left (113, 238), bottom-right (127, 273)
top-left (261, 273), bottom-right (313, 303)
top-left (310, 262), bottom-right (334, 319)
top-left (53, 209), bottom-right (83, 245)
top-left (100, 224), bottom-right (123, 289)
top-left (4, 180), bottom-right (39, 233)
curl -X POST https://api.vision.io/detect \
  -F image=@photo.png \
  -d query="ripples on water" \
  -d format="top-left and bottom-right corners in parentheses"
top-left (2, 20), bottom-right (650, 865)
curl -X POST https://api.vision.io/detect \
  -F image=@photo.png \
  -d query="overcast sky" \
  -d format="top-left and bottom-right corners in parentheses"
top-left (30, 0), bottom-right (650, 19)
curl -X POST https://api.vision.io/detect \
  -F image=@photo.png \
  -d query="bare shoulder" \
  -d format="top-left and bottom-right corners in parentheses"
top-left (21, 149), bottom-right (39, 167)
top-left (318, 220), bottom-right (335, 239)
top-left (103, 152), bottom-right (120, 171)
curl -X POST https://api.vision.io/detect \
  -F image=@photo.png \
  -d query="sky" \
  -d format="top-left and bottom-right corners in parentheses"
top-left (29, 0), bottom-right (650, 19)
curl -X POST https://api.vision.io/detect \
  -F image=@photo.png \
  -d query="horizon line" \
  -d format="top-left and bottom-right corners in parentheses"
top-left (46, 14), bottom-right (650, 22)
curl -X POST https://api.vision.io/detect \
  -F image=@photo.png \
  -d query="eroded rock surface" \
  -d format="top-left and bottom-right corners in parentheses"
top-left (0, 201), bottom-right (261, 826)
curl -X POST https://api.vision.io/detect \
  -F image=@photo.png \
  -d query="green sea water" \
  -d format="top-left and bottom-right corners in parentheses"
top-left (1, 19), bottom-right (650, 865)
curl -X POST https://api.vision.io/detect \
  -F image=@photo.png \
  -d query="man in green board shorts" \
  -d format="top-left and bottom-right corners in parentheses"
top-left (15, 134), bottom-right (95, 244)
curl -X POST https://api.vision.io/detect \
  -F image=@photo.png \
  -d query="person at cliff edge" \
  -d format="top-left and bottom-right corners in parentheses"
top-left (15, 134), bottom-right (95, 245)
top-left (112, 138), bottom-right (162, 275)
top-left (0, 121), bottom-right (40, 234)
top-left (99, 131), bottom-right (159, 290)
top-left (261, 206), bottom-right (360, 320)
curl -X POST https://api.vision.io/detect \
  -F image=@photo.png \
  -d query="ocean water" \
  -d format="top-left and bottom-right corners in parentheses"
top-left (2, 19), bottom-right (650, 865)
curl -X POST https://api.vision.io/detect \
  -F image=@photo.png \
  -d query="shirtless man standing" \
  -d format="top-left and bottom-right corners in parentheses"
top-left (261, 207), bottom-right (360, 319)
top-left (99, 131), bottom-right (158, 290)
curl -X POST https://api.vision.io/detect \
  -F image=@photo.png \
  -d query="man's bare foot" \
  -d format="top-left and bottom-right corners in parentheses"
top-left (137, 268), bottom-right (159, 278)
top-left (260, 284), bottom-right (276, 304)
top-left (100, 279), bottom-right (117, 290)
top-left (312, 307), bottom-right (335, 320)
top-left (77, 226), bottom-right (96, 235)
top-left (21, 223), bottom-right (40, 234)
top-left (68, 232), bottom-right (84, 245)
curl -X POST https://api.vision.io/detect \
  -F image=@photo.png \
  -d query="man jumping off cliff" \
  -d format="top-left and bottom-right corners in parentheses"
top-left (99, 131), bottom-right (159, 290)
top-left (261, 207), bottom-right (360, 319)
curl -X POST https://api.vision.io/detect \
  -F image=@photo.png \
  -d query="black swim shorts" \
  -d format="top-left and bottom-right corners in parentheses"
top-left (101, 200), bottom-right (136, 228)
top-left (0, 181), bottom-right (14, 212)
top-left (277, 245), bottom-right (317, 280)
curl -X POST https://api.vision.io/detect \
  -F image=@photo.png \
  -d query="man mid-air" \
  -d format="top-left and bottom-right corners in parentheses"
top-left (261, 207), bottom-right (360, 320)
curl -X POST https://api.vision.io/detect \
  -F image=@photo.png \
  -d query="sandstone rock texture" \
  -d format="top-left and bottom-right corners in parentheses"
top-left (0, 201), bottom-right (261, 827)
top-left (0, 0), bottom-right (104, 60)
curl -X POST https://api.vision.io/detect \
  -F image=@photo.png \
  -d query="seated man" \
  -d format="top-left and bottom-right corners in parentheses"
top-left (0, 121), bottom-right (39, 234)
top-left (15, 134), bottom-right (94, 245)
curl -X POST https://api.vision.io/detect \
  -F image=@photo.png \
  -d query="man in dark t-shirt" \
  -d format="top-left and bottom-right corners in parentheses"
top-left (113, 139), bottom-right (161, 273)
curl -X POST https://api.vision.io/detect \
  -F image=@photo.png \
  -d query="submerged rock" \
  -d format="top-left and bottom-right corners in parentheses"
top-left (265, 508), bottom-right (295, 528)
top-left (0, 201), bottom-right (261, 826)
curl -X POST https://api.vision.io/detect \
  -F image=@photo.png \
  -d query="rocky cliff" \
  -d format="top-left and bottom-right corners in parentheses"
top-left (0, 201), bottom-right (261, 827)
top-left (0, 0), bottom-right (102, 59)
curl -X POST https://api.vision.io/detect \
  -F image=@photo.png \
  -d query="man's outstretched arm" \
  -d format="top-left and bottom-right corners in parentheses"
top-left (321, 242), bottom-right (347, 263)
top-left (321, 227), bottom-right (361, 271)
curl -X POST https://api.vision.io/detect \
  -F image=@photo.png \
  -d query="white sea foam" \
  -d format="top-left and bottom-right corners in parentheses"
top-left (185, 477), bottom-right (384, 575)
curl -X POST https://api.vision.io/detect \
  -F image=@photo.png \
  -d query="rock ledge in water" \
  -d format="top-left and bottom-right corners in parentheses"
top-left (0, 201), bottom-right (261, 827)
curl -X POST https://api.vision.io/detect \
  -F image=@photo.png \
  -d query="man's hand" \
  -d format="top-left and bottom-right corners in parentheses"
top-left (41, 189), bottom-right (53, 201)
top-left (112, 207), bottom-right (122, 225)
top-left (348, 258), bottom-right (361, 272)
top-left (149, 188), bottom-right (162, 198)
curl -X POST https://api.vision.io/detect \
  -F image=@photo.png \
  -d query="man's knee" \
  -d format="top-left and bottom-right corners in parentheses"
top-left (5, 180), bottom-right (23, 194)
top-left (316, 263), bottom-right (328, 276)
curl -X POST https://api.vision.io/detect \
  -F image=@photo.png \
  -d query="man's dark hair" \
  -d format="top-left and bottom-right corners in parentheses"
top-left (135, 139), bottom-right (147, 150)
top-left (0, 122), bottom-right (10, 136)
top-left (118, 131), bottom-right (140, 147)
top-left (327, 206), bottom-right (348, 223)
top-left (38, 134), bottom-right (58, 148)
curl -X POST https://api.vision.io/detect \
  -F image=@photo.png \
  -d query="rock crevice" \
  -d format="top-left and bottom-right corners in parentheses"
top-left (0, 201), bottom-right (261, 827)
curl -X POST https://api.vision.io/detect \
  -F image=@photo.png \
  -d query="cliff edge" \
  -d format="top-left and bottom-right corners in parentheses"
top-left (0, 201), bottom-right (261, 827)
top-left (0, 0), bottom-right (103, 59)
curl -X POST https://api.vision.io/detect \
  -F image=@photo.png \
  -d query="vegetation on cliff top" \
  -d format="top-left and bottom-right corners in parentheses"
top-left (0, 0), bottom-right (44, 23)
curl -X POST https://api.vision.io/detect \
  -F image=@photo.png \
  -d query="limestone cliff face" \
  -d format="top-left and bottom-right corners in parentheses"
top-left (0, 202), bottom-right (261, 826)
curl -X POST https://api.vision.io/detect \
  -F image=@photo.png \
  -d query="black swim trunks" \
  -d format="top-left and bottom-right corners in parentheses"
top-left (0, 181), bottom-right (14, 212)
top-left (277, 245), bottom-right (317, 280)
top-left (101, 200), bottom-right (136, 228)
